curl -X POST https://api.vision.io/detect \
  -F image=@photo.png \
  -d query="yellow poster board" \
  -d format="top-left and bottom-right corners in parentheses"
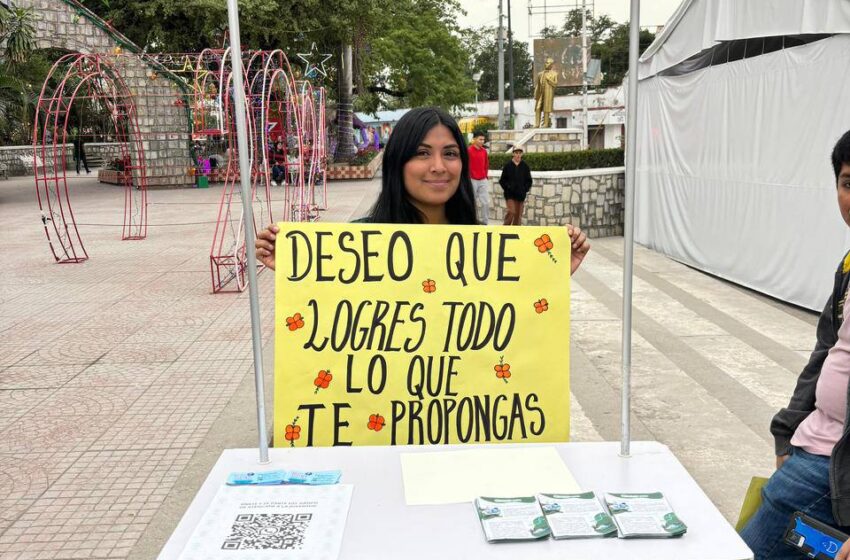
top-left (273, 223), bottom-right (570, 447)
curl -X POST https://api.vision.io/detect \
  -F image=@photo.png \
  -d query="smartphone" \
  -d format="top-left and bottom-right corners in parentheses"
top-left (783, 512), bottom-right (848, 559)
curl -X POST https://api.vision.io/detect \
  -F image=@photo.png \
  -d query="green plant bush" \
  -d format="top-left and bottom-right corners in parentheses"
top-left (489, 148), bottom-right (624, 171)
top-left (349, 147), bottom-right (380, 166)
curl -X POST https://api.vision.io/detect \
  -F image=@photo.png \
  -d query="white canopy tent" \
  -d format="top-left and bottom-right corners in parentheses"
top-left (635, 0), bottom-right (850, 311)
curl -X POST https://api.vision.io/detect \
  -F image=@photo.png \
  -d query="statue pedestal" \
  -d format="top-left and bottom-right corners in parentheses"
top-left (489, 128), bottom-right (584, 154)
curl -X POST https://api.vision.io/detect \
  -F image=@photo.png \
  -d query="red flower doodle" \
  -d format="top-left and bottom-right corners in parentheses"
top-left (314, 370), bottom-right (332, 394)
top-left (534, 298), bottom-right (549, 314)
top-left (494, 357), bottom-right (511, 384)
top-left (422, 279), bottom-right (436, 293)
top-left (534, 234), bottom-right (558, 263)
top-left (367, 414), bottom-right (385, 432)
top-left (285, 416), bottom-right (300, 447)
top-left (286, 313), bottom-right (305, 331)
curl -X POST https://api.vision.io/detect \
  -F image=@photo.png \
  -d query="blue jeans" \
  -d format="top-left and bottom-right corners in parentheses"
top-left (741, 447), bottom-right (848, 559)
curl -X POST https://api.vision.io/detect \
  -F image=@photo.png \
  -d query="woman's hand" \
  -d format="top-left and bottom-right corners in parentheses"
top-left (567, 224), bottom-right (590, 275)
top-left (836, 540), bottom-right (850, 560)
top-left (776, 454), bottom-right (790, 470)
top-left (255, 224), bottom-right (279, 270)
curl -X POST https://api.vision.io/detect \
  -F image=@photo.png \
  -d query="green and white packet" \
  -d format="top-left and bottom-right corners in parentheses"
top-left (537, 492), bottom-right (617, 539)
top-left (604, 492), bottom-right (687, 538)
top-left (475, 496), bottom-right (551, 543)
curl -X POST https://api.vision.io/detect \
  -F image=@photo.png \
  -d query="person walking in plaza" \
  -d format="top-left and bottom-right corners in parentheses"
top-left (467, 132), bottom-right (491, 223)
top-left (498, 147), bottom-right (532, 225)
top-left (740, 129), bottom-right (850, 560)
top-left (71, 126), bottom-right (89, 174)
top-left (255, 107), bottom-right (590, 275)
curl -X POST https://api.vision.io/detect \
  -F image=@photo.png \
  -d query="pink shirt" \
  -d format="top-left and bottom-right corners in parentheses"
top-left (791, 291), bottom-right (850, 456)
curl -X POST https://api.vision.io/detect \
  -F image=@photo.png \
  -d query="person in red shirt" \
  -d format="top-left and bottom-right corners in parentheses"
top-left (467, 133), bottom-right (490, 223)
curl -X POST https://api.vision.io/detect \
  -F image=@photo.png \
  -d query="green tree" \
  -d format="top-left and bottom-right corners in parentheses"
top-left (559, 9), bottom-right (616, 44)
top-left (593, 23), bottom-right (655, 86)
top-left (0, 6), bottom-right (38, 144)
top-left (79, 0), bottom-right (475, 160)
top-left (465, 26), bottom-right (533, 102)
top-left (365, 0), bottom-right (474, 110)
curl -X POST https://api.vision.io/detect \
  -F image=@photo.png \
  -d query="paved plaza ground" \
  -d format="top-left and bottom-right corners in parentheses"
top-left (0, 174), bottom-right (820, 558)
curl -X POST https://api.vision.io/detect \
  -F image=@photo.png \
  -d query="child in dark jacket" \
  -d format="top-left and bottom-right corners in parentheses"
top-left (498, 147), bottom-right (532, 226)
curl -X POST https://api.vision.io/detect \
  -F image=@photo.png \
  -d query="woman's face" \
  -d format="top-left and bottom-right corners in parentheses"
top-left (402, 124), bottom-right (462, 214)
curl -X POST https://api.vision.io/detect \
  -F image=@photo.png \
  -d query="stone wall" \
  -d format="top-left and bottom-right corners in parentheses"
top-left (20, 0), bottom-right (193, 187)
top-left (487, 166), bottom-right (625, 238)
top-left (489, 128), bottom-right (583, 154)
top-left (0, 143), bottom-right (125, 176)
top-left (0, 145), bottom-right (67, 176)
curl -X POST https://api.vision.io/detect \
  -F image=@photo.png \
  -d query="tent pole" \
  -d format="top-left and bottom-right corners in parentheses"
top-left (621, 0), bottom-right (640, 459)
top-left (225, 0), bottom-right (270, 465)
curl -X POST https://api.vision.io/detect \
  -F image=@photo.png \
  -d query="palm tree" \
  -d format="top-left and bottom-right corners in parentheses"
top-left (0, 7), bottom-right (36, 144)
top-left (335, 43), bottom-right (357, 162)
top-left (0, 7), bottom-right (36, 66)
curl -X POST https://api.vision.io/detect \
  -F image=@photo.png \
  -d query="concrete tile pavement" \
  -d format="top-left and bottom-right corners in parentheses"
top-left (0, 173), bottom-right (822, 558)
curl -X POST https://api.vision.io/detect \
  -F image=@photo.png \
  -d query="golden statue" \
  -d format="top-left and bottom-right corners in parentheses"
top-left (534, 58), bottom-right (558, 128)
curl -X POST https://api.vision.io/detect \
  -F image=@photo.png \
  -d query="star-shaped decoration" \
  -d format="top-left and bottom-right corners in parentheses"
top-left (296, 42), bottom-right (332, 79)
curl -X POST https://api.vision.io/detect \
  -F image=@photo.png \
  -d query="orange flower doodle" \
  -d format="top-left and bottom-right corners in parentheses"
top-left (284, 416), bottom-right (300, 447)
top-left (286, 312), bottom-right (305, 331)
top-left (494, 356), bottom-right (511, 384)
top-left (422, 279), bottom-right (436, 293)
top-left (534, 298), bottom-right (549, 314)
top-left (534, 234), bottom-right (553, 252)
top-left (534, 234), bottom-right (558, 263)
top-left (367, 413), bottom-right (385, 432)
top-left (314, 370), bottom-right (332, 394)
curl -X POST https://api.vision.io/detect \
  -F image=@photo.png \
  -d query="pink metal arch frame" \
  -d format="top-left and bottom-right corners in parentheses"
top-left (208, 49), bottom-right (328, 293)
top-left (33, 53), bottom-right (148, 263)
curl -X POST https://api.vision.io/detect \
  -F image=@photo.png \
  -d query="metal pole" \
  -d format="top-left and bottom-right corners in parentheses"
top-left (581, 0), bottom-right (589, 147)
top-left (621, 0), bottom-right (640, 458)
top-left (497, 0), bottom-right (505, 129)
top-left (507, 0), bottom-right (515, 126)
top-left (225, 0), bottom-right (270, 465)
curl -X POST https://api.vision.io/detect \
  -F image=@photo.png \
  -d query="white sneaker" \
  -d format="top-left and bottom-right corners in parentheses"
top-left (271, 180), bottom-right (278, 186)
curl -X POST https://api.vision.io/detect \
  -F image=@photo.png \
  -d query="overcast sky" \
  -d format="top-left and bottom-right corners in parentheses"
top-left (456, 0), bottom-right (683, 45)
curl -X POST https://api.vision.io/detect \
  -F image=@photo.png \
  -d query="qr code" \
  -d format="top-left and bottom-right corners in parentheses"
top-left (221, 513), bottom-right (313, 550)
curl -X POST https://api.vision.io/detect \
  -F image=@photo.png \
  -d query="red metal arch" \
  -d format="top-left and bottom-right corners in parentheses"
top-left (33, 53), bottom-right (148, 263)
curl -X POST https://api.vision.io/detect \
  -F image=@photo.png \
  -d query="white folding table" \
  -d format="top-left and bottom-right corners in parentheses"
top-left (159, 440), bottom-right (753, 559)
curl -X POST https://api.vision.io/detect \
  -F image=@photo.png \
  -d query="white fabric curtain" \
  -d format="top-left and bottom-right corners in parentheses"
top-left (639, 0), bottom-right (850, 79)
top-left (634, 35), bottom-right (850, 311)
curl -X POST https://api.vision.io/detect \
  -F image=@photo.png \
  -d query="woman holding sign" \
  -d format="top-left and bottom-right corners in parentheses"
top-left (256, 107), bottom-right (590, 274)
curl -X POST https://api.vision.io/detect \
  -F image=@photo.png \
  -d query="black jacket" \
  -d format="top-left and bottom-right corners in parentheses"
top-left (498, 160), bottom-right (532, 201)
top-left (771, 251), bottom-right (850, 525)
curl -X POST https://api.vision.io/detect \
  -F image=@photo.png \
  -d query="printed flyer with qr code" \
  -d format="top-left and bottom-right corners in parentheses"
top-left (177, 484), bottom-right (354, 560)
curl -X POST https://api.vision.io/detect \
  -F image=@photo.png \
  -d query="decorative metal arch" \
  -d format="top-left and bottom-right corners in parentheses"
top-left (33, 53), bottom-right (148, 263)
top-left (208, 50), bottom-right (328, 293)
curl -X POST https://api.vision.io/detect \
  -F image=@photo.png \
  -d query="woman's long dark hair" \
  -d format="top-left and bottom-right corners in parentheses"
top-left (367, 107), bottom-right (479, 225)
